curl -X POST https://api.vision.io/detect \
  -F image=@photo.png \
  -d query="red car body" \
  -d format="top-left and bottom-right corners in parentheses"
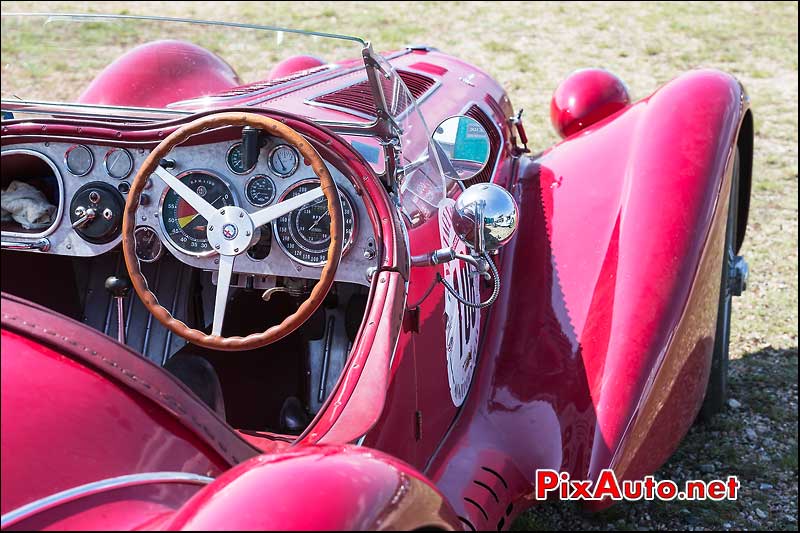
top-left (1, 17), bottom-right (752, 531)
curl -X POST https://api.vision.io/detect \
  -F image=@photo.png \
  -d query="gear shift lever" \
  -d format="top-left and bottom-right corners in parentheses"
top-left (104, 276), bottom-right (131, 344)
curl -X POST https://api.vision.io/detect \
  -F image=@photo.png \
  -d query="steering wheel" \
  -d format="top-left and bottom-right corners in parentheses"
top-left (121, 112), bottom-right (343, 351)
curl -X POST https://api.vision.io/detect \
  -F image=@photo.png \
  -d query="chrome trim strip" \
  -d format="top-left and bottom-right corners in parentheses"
top-left (0, 99), bottom-right (190, 119)
top-left (0, 472), bottom-right (214, 529)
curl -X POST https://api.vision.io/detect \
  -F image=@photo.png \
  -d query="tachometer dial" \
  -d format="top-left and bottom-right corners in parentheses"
top-left (245, 175), bottom-right (276, 207)
top-left (160, 171), bottom-right (235, 256)
top-left (269, 145), bottom-right (299, 177)
top-left (226, 142), bottom-right (256, 175)
top-left (274, 180), bottom-right (355, 266)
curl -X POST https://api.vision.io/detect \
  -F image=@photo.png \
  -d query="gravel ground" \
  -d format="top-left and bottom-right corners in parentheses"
top-left (2, 1), bottom-right (797, 530)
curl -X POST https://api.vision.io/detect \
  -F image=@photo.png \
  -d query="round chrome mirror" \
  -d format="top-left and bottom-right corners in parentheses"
top-left (432, 115), bottom-right (491, 181)
top-left (452, 183), bottom-right (518, 253)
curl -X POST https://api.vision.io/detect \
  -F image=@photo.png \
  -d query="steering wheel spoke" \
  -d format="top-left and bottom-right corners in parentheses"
top-left (250, 186), bottom-right (325, 228)
top-left (211, 254), bottom-right (235, 336)
top-left (153, 166), bottom-right (217, 222)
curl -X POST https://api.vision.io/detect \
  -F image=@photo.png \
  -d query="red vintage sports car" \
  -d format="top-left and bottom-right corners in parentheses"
top-left (0, 12), bottom-right (752, 531)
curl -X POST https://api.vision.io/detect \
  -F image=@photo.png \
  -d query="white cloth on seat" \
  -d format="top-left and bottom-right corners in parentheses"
top-left (1, 180), bottom-right (56, 229)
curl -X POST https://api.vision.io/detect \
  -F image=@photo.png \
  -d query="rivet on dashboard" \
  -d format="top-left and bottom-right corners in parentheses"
top-left (239, 212), bottom-right (244, 218)
top-left (116, 132), bottom-right (122, 138)
top-left (44, 142), bottom-right (50, 147)
top-left (234, 248), bottom-right (239, 253)
top-left (215, 244), bottom-right (221, 250)
top-left (141, 215), bottom-right (147, 221)
top-left (209, 225), bottom-right (214, 231)
top-left (220, 209), bottom-right (226, 215)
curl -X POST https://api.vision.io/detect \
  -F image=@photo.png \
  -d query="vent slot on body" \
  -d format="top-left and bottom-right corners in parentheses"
top-left (309, 70), bottom-right (436, 119)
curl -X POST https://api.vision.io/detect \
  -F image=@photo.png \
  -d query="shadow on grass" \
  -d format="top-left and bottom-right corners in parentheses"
top-left (512, 346), bottom-right (799, 531)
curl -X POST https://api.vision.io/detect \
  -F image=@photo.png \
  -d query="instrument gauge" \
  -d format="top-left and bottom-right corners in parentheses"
top-left (103, 148), bottom-right (134, 179)
top-left (273, 179), bottom-right (356, 266)
top-left (64, 145), bottom-right (94, 176)
top-left (134, 226), bottom-right (163, 262)
top-left (245, 175), bottom-right (276, 207)
top-left (226, 142), bottom-right (256, 175)
top-left (159, 171), bottom-right (235, 256)
top-left (269, 145), bottom-right (299, 177)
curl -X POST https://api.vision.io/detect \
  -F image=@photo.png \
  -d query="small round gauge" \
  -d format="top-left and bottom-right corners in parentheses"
top-left (104, 148), bottom-right (134, 179)
top-left (65, 145), bottom-right (94, 176)
top-left (160, 171), bottom-right (235, 256)
top-left (245, 175), bottom-right (276, 207)
top-left (226, 142), bottom-right (256, 175)
top-left (269, 145), bottom-right (299, 177)
top-left (134, 226), bottom-right (163, 262)
top-left (274, 180), bottom-right (356, 266)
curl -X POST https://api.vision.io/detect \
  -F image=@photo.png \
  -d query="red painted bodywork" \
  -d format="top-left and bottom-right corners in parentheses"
top-left (550, 68), bottom-right (631, 138)
top-left (78, 40), bottom-right (241, 107)
top-left (0, 33), bottom-right (751, 531)
top-left (267, 54), bottom-right (327, 80)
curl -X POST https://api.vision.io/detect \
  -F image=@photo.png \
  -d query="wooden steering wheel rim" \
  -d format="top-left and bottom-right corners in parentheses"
top-left (121, 112), bottom-right (343, 351)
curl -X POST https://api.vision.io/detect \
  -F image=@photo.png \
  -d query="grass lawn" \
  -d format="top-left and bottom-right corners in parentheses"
top-left (2, 1), bottom-right (797, 530)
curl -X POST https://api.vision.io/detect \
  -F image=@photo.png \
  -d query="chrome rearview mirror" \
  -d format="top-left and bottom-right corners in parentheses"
top-left (453, 183), bottom-right (518, 254)
top-left (409, 183), bottom-right (517, 309)
top-left (431, 115), bottom-right (491, 181)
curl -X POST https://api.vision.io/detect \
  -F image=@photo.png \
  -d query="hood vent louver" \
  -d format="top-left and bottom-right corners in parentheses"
top-left (308, 70), bottom-right (437, 120)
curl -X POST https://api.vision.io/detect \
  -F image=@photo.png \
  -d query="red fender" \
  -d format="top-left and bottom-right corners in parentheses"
top-left (425, 69), bottom-right (748, 525)
top-left (160, 445), bottom-right (461, 531)
top-left (78, 40), bottom-right (241, 107)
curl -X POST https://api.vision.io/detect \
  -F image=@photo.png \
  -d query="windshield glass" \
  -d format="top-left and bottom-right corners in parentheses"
top-left (0, 12), bottom-right (447, 221)
top-left (1, 13), bottom-right (364, 110)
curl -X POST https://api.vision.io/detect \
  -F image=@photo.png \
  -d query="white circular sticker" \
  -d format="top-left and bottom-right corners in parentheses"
top-left (439, 199), bottom-right (481, 406)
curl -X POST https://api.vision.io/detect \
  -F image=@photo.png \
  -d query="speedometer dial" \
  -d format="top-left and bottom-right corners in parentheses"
top-left (160, 171), bottom-right (235, 256)
top-left (274, 180), bottom-right (355, 266)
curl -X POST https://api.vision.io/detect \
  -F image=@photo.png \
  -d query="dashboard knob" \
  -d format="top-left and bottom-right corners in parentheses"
top-left (104, 275), bottom-right (131, 298)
